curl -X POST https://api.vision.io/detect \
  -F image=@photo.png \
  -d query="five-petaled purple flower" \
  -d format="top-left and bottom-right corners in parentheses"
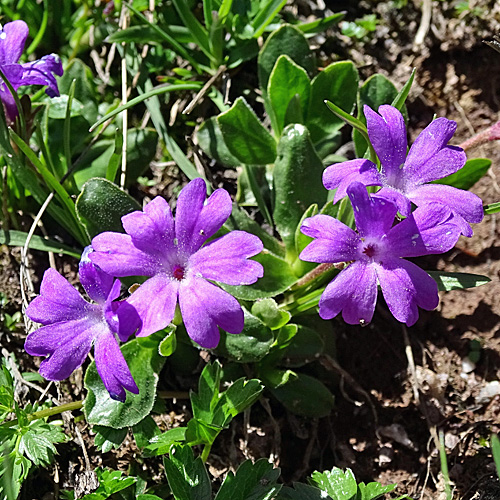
top-left (91, 178), bottom-right (264, 349)
top-left (300, 182), bottom-right (462, 326)
top-left (25, 248), bottom-right (140, 402)
top-left (323, 105), bottom-right (484, 236)
top-left (0, 20), bottom-right (63, 123)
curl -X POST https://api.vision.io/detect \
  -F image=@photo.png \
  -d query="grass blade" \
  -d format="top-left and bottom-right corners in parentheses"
top-left (9, 130), bottom-right (88, 245)
top-left (0, 230), bottom-right (81, 258)
top-left (89, 82), bottom-right (201, 132)
top-left (125, 3), bottom-right (203, 73)
top-left (171, 0), bottom-right (213, 60)
top-left (251, 0), bottom-right (287, 38)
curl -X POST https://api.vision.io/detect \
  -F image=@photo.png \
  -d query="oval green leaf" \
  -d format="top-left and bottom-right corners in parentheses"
top-left (84, 338), bottom-right (165, 428)
top-left (76, 177), bottom-right (141, 238)
top-left (217, 97), bottom-right (277, 165)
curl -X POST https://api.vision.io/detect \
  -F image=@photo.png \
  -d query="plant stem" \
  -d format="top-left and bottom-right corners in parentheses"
top-left (3, 400), bottom-right (84, 428)
top-left (201, 443), bottom-right (212, 463)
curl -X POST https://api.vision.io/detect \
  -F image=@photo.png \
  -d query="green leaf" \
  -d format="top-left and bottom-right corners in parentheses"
top-left (57, 59), bottom-right (98, 124)
top-left (281, 325), bottom-right (325, 367)
top-left (436, 158), bottom-right (491, 190)
top-left (491, 434), bottom-right (500, 480)
top-left (18, 421), bottom-right (66, 467)
top-left (74, 128), bottom-right (158, 188)
top-left (158, 326), bottom-right (178, 357)
top-left (296, 12), bottom-right (346, 34)
top-left (251, 0), bottom-right (287, 38)
top-left (84, 468), bottom-right (136, 499)
top-left (163, 444), bottom-right (211, 500)
top-left (185, 419), bottom-right (221, 446)
top-left (251, 298), bottom-right (291, 330)
top-left (215, 458), bottom-right (282, 500)
top-left (190, 361), bottom-right (222, 423)
top-left (0, 230), bottom-right (81, 258)
top-left (221, 251), bottom-right (298, 300)
top-left (218, 310), bottom-right (274, 362)
top-left (484, 202), bottom-right (500, 215)
top-left (391, 68), bottom-right (416, 111)
top-left (84, 338), bottom-right (165, 428)
top-left (218, 97), bottom-right (277, 165)
top-left (279, 483), bottom-right (330, 500)
top-left (93, 425), bottom-right (128, 453)
top-left (132, 416), bottom-right (161, 449)
top-left (47, 95), bottom-right (85, 119)
top-left (357, 481), bottom-right (396, 500)
top-left (143, 427), bottom-right (188, 457)
top-left (428, 271), bottom-right (491, 291)
top-left (310, 468), bottom-right (357, 500)
top-left (269, 373), bottom-right (334, 418)
top-left (171, 0), bottom-right (212, 60)
top-left (307, 61), bottom-right (359, 144)
top-left (75, 177), bottom-right (141, 238)
top-left (197, 117), bottom-right (241, 167)
top-left (268, 55), bottom-right (311, 134)
top-left (324, 100), bottom-right (369, 141)
top-left (214, 378), bottom-right (263, 427)
top-left (258, 25), bottom-right (313, 93)
top-left (273, 124), bottom-right (326, 255)
top-left (354, 74), bottom-right (399, 157)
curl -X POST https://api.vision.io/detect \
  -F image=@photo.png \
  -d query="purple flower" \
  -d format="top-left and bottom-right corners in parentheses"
top-left (0, 20), bottom-right (63, 122)
top-left (91, 178), bottom-right (264, 349)
top-left (323, 105), bottom-right (483, 237)
top-left (25, 248), bottom-right (140, 402)
top-left (300, 182), bottom-right (462, 326)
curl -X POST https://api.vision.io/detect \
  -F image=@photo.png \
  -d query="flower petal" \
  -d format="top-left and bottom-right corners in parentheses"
top-left (94, 330), bottom-right (139, 402)
top-left (364, 104), bottom-right (407, 178)
top-left (122, 196), bottom-right (176, 257)
top-left (408, 183), bottom-right (484, 235)
top-left (0, 21), bottom-right (29, 65)
top-left (371, 186), bottom-right (412, 217)
top-left (91, 232), bottom-right (160, 277)
top-left (386, 204), bottom-right (461, 257)
top-left (319, 261), bottom-right (378, 325)
top-left (405, 146), bottom-right (466, 185)
top-left (25, 268), bottom-right (90, 324)
top-left (405, 117), bottom-right (458, 180)
top-left (376, 259), bottom-right (438, 326)
top-left (347, 182), bottom-right (399, 238)
top-left (102, 280), bottom-right (140, 341)
top-left (323, 159), bottom-right (381, 203)
top-left (299, 214), bottom-right (359, 263)
top-left (175, 178), bottom-right (233, 254)
top-left (126, 274), bottom-right (179, 337)
top-left (26, 319), bottom-right (100, 380)
top-left (19, 54), bottom-right (63, 97)
top-left (79, 246), bottom-right (114, 304)
top-left (179, 277), bottom-right (244, 349)
top-left (189, 231), bottom-right (263, 285)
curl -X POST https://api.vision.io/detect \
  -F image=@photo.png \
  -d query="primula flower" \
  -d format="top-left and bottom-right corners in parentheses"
top-left (300, 182), bottom-right (462, 326)
top-left (0, 20), bottom-right (63, 122)
top-left (91, 178), bottom-right (264, 349)
top-left (25, 248), bottom-right (140, 402)
top-left (323, 105), bottom-right (483, 236)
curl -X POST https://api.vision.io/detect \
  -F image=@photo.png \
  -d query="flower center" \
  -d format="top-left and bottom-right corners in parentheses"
top-left (362, 243), bottom-right (376, 258)
top-left (172, 265), bottom-right (185, 281)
